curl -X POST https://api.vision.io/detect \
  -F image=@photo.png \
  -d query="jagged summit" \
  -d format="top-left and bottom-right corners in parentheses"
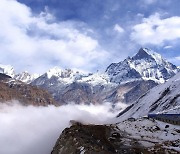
top-left (132, 48), bottom-right (154, 60)
top-left (106, 48), bottom-right (179, 84)
top-left (15, 71), bottom-right (39, 84)
top-left (0, 64), bottom-right (15, 78)
top-left (0, 64), bottom-right (40, 84)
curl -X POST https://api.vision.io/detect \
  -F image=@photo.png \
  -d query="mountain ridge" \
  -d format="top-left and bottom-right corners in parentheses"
top-left (1, 48), bottom-right (179, 106)
top-left (0, 48), bottom-right (179, 85)
top-left (30, 48), bottom-right (179, 105)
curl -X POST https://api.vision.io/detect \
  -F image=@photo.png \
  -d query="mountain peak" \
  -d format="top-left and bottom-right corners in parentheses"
top-left (14, 71), bottom-right (40, 83)
top-left (0, 64), bottom-right (15, 77)
top-left (132, 48), bottom-right (153, 60)
top-left (106, 48), bottom-right (179, 84)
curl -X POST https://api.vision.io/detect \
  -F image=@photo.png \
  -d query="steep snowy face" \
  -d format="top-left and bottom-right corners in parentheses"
top-left (117, 72), bottom-right (180, 120)
top-left (0, 64), bottom-right (15, 78)
top-left (131, 48), bottom-right (179, 82)
top-left (14, 71), bottom-right (39, 84)
top-left (106, 60), bottom-right (142, 84)
top-left (106, 48), bottom-right (179, 84)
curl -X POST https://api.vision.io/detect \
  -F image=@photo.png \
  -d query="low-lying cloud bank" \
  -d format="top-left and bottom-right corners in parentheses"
top-left (0, 102), bottom-right (121, 154)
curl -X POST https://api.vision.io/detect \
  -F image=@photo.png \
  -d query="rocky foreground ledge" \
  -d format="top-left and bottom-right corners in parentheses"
top-left (51, 119), bottom-right (180, 154)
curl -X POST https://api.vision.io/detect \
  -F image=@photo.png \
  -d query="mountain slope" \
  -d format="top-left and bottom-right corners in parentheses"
top-left (117, 72), bottom-right (180, 120)
top-left (0, 73), bottom-right (57, 106)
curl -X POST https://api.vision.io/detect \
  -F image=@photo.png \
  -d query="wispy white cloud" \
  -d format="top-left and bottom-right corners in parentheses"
top-left (164, 45), bottom-right (173, 49)
top-left (131, 13), bottom-right (180, 46)
top-left (114, 24), bottom-right (124, 33)
top-left (0, 0), bottom-right (109, 73)
top-left (140, 0), bottom-right (157, 5)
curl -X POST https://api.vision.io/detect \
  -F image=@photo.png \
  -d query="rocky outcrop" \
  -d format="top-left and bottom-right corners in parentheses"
top-left (51, 123), bottom-right (144, 154)
top-left (51, 119), bottom-right (180, 154)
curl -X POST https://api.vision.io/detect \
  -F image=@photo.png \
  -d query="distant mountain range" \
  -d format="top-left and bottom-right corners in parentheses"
top-left (31, 48), bottom-right (179, 105)
top-left (0, 48), bottom-right (179, 106)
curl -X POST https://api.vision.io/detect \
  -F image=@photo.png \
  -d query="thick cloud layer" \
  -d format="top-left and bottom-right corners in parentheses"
top-left (1, 0), bottom-right (180, 73)
top-left (0, 0), bottom-right (109, 73)
top-left (131, 13), bottom-right (180, 45)
top-left (0, 102), bottom-right (120, 154)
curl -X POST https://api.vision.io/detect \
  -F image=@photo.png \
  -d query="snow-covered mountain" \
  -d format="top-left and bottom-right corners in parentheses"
top-left (0, 64), bottom-right (39, 83)
top-left (117, 72), bottom-right (180, 120)
top-left (31, 48), bottom-right (179, 105)
top-left (31, 67), bottom-right (117, 104)
top-left (0, 64), bottom-right (15, 78)
top-left (106, 48), bottom-right (179, 84)
top-left (1, 48), bottom-right (178, 105)
top-left (14, 71), bottom-right (39, 84)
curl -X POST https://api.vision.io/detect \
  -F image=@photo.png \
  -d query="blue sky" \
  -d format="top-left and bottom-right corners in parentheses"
top-left (0, 0), bottom-right (180, 73)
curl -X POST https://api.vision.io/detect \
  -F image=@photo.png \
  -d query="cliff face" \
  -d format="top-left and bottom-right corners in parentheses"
top-left (0, 73), bottom-right (57, 106)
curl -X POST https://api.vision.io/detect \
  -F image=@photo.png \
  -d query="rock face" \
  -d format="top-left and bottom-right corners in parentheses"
top-left (0, 73), bottom-right (57, 106)
top-left (51, 119), bottom-right (180, 154)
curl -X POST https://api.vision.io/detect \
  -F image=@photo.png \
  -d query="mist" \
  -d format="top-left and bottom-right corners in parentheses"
top-left (0, 102), bottom-right (122, 154)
